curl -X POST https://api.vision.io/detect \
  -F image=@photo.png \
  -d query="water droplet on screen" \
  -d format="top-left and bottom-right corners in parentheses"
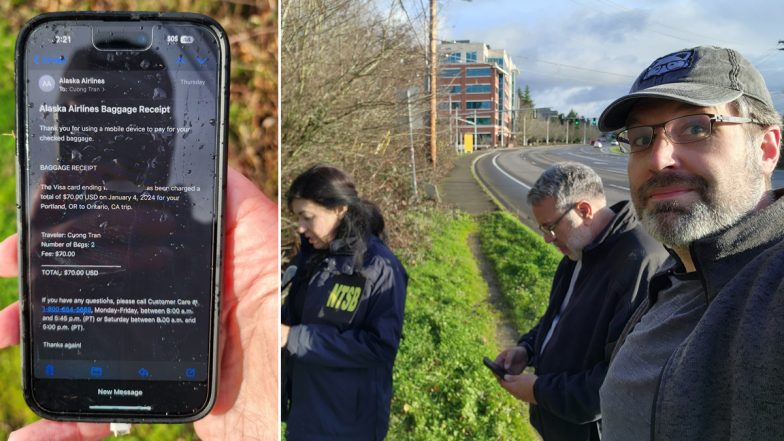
top-left (140, 59), bottom-right (151, 69)
top-left (152, 87), bottom-right (168, 100)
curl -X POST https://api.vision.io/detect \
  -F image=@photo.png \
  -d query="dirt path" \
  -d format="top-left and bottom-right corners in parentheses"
top-left (439, 152), bottom-right (521, 349)
top-left (469, 233), bottom-right (519, 349)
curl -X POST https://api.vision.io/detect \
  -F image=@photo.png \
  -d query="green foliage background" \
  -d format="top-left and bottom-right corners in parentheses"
top-left (0, 0), bottom-right (277, 439)
top-left (0, 15), bottom-right (30, 439)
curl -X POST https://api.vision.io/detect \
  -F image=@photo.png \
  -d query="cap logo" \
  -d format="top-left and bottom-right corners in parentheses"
top-left (642, 50), bottom-right (693, 80)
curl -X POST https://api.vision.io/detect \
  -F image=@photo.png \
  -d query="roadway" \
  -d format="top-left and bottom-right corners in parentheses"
top-left (474, 144), bottom-right (784, 230)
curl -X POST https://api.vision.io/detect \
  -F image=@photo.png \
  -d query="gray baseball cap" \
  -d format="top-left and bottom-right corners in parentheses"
top-left (598, 46), bottom-right (774, 132)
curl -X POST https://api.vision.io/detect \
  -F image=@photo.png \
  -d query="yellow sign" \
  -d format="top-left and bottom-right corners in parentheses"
top-left (464, 133), bottom-right (473, 153)
top-left (325, 283), bottom-right (361, 312)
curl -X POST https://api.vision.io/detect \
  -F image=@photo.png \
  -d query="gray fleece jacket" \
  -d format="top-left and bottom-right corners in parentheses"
top-left (610, 189), bottom-right (784, 441)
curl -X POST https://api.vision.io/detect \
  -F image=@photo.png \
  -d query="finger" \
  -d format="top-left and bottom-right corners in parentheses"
top-left (8, 420), bottom-right (110, 441)
top-left (0, 301), bottom-right (20, 348)
top-left (499, 353), bottom-right (512, 370)
top-left (226, 167), bottom-right (277, 230)
top-left (0, 234), bottom-right (18, 277)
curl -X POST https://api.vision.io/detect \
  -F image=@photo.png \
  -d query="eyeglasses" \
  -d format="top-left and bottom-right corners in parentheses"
top-left (617, 113), bottom-right (762, 154)
top-left (538, 203), bottom-right (577, 239)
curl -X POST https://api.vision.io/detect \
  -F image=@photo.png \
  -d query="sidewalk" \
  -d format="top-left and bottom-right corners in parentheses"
top-left (439, 151), bottom-right (497, 214)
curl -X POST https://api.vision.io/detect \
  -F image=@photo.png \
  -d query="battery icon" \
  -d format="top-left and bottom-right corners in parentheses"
top-left (180, 35), bottom-right (194, 44)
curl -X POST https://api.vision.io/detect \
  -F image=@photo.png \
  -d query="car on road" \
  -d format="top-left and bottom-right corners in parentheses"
top-left (595, 135), bottom-right (619, 148)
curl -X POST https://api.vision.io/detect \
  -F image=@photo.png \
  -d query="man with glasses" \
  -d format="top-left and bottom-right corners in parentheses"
top-left (598, 46), bottom-right (783, 440)
top-left (494, 162), bottom-right (666, 441)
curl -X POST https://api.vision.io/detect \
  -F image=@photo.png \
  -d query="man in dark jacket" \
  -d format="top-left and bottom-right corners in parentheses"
top-left (495, 162), bottom-right (667, 441)
top-left (598, 46), bottom-right (783, 441)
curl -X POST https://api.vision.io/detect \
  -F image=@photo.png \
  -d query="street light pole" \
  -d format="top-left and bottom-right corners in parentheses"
top-left (448, 95), bottom-right (453, 150)
top-left (406, 89), bottom-right (418, 198)
top-left (429, 0), bottom-right (437, 171)
top-left (473, 109), bottom-right (478, 148)
top-left (546, 116), bottom-right (550, 144)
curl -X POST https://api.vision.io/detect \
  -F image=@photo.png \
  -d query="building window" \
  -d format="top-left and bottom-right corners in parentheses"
top-left (466, 67), bottom-right (491, 77)
top-left (448, 85), bottom-right (461, 93)
top-left (451, 102), bottom-right (460, 110)
top-left (465, 84), bottom-right (491, 93)
top-left (440, 68), bottom-right (461, 77)
top-left (488, 57), bottom-right (504, 68)
top-left (447, 52), bottom-right (461, 63)
top-left (466, 101), bottom-right (492, 110)
top-left (466, 51), bottom-right (477, 63)
top-left (468, 117), bottom-right (492, 125)
top-left (440, 101), bottom-right (461, 110)
top-left (477, 133), bottom-right (493, 145)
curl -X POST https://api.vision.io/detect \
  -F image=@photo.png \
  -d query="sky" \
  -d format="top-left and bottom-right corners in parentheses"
top-left (429, 0), bottom-right (784, 119)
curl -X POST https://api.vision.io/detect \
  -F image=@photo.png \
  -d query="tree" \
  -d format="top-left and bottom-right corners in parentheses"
top-left (518, 85), bottom-right (535, 109)
top-left (281, 0), bottom-right (448, 249)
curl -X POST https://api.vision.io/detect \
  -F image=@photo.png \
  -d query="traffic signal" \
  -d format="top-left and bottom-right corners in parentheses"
top-left (591, 117), bottom-right (597, 126)
top-left (575, 118), bottom-right (580, 127)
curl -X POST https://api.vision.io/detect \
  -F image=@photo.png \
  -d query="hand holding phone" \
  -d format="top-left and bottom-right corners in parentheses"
top-left (0, 168), bottom-right (280, 439)
top-left (17, 12), bottom-right (229, 422)
top-left (483, 356), bottom-right (509, 379)
top-left (495, 346), bottom-right (529, 375)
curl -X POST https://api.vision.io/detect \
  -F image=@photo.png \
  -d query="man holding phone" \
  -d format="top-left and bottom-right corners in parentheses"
top-left (494, 162), bottom-right (667, 441)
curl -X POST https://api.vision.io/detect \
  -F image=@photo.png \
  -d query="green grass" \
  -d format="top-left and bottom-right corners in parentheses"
top-left (0, 15), bottom-right (38, 441)
top-left (477, 211), bottom-right (561, 332)
top-left (0, 15), bottom-right (17, 306)
top-left (388, 208), bottom-right (538, 440)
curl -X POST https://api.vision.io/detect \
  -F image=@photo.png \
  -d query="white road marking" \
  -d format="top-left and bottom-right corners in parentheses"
top-left (596, 167), bottom-right (628, 176)
top-left (567, 151), bottom-right (607, 164)
top-left (492, 153), bottom-right (531, 189)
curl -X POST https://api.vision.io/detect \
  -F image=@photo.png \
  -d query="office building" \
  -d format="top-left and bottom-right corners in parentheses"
top-left (437, 40), bottom-right (519, 148)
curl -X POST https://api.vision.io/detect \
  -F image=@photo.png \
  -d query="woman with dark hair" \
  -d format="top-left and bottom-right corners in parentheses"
top-left (281, 164), bottom-right (408, 441)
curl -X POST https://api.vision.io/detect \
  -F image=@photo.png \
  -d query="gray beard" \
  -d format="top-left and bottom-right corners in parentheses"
top-left (639, 198), bottom-right (751, 247)
top-left (634, 169), bottom-right (765, 248)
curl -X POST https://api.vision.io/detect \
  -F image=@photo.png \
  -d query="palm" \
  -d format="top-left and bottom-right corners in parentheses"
top-left (194, 169), bottom-right (279, 440)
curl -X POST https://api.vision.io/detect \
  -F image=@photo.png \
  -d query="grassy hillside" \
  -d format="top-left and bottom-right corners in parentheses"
top-left (388, 209), bottom-right (539, 440)
top-left (477, 211), bottom-right (561, 332)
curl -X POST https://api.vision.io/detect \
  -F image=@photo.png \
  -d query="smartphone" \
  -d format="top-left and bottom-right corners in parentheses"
top-left (15, 12), bottom-right (229, 422)
top-left (483, 356), bottom-right (508, 379)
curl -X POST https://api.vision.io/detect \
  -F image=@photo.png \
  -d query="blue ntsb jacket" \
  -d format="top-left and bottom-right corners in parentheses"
top-left (282, 235), bottom-right (408, 441)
